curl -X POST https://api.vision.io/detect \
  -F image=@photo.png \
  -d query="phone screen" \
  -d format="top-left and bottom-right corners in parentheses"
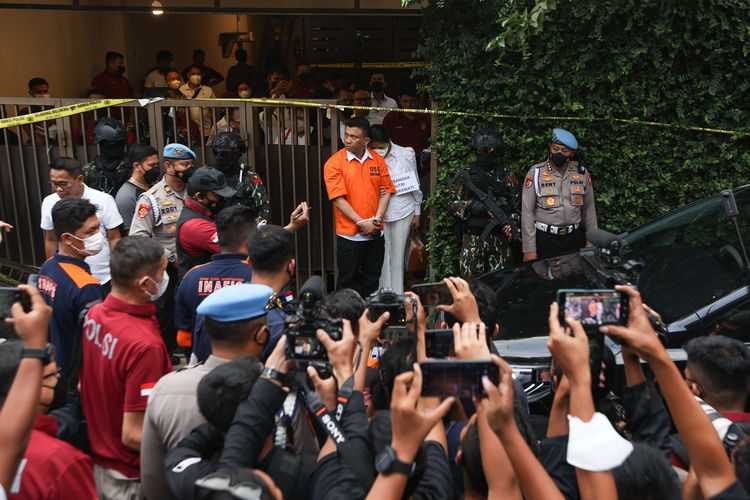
top-left (411, 282), bottom-right (453, 308)
top-left (425, 329), bottom-right (453, 358)
top-left (557, 289), bottom-right (628, 327)
top-left (420, 360), bottom-right (499, 397)
top-left (0, 287), bottom-right (22, 319)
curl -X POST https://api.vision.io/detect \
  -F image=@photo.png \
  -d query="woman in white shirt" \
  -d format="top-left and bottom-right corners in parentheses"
top-left (370, 125), bottom-right (422, 293)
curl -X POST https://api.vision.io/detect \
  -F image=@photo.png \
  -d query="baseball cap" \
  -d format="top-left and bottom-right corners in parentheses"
top-left (188, 167), bottom-right (237, 198)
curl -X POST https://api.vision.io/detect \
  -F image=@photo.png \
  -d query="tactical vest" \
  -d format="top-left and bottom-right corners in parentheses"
top-left (175, 204), bottom-right (212, 281)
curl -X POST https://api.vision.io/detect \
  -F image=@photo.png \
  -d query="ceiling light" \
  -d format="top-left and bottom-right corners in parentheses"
top-left (151, 1), bottom-right (164, 15)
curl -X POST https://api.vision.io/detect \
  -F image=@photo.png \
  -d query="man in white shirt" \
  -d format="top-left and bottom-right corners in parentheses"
top-left (369, 125), bottom-right (422, 293)
top-left (368, 73), bottom-right (398, 125)
top-left (180, 65), bottom-right (216, 141)
top-left (143, 50), bottom-right (173, 89)
top-left (41, 157), bottom-right (123, 289)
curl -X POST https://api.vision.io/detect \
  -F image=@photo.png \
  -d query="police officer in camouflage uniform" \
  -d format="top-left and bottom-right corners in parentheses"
top-left (211, 131), bottom-right (272, 221)
top-left (521, 128), bottom-right (597, 261)
top-left (130, 143), bottom-right (196, 354)
top-left (82, 116), bottom-right (129, 196)
top-left (450, 130), bottom-right (521, 277)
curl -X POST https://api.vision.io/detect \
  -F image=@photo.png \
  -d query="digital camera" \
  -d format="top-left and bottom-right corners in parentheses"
top-left (285, 276), bottom-right (342, 362)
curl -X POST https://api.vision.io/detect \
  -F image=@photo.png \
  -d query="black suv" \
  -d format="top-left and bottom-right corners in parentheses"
top-left (483, 185), bottom-right (750, 404)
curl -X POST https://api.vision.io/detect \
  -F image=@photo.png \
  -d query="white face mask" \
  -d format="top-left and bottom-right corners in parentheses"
top-left (168, 80), bottom-right (181, 89)
top-left (67, 231), bottom-right (104, 256)
top-left (238, 90), bottom-right (251, 98)
top-left (372, 147), bottom-right (388, 157)
top-left (34, 93), bottom-right (51, 99)
top-left (296, 120), bottom-right (307, 133)
top-left (189, 74), bottom-right (202, 85)
top-left (145, 270), bottom-right (170, 302)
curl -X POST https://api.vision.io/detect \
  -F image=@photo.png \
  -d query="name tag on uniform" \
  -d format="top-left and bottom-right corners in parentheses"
top-left (391, 171), bottom-right (420, 195)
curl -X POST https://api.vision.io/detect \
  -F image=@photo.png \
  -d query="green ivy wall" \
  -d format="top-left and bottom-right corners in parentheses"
top-left (414, 0), bottom-right (750, 276)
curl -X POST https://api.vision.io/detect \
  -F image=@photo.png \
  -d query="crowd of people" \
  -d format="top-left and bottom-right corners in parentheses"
top-left (0, 46), bottom-right (747, 500)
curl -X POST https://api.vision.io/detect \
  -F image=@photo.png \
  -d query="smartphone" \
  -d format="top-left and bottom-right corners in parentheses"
top-left (556, 289), bottom-right (628, 329)
top-left (425, 329), bottom-right (453, 358)
top-left (420, 360), bottom-right (499, 398)
top-left (0, 287), bottom-right (29, 320)
top-left (293, 205), bottom-right (310, 220)
top-left (411, 282), bottom-right (453, 308)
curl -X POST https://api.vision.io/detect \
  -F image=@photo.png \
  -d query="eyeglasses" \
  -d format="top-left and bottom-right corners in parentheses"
top-left (49, 180), bottom-right (71, 189)
top-left (684, 375), bottom-right (704, 394)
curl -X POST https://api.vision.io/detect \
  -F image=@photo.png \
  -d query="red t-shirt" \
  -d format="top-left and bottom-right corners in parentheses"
top-left (80, 294), bottom-right (171, 478)
top-left (382, 111), bottom-right (431, 157)
top-left (179, 198), bottom-right (220, 257)
top-left (8, 416), bottom-right (96, 500)
top-left (91, 71), bottom-right (135, 99)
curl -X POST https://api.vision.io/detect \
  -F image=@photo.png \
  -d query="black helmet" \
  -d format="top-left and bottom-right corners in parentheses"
top-left (470, 129), bottom-right (502, 151)
top-left (92, 117), bottom-right (127, 145)
top-left (212, 131), bottom-right (246, 154)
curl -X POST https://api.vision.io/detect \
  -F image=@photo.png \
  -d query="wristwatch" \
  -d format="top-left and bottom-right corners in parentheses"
top-left (261, 366), bottom-right (287, 385)
top-left (374, 446), bottom-right (415, 476)
top-left (20, 344), bottom-right (55, 364)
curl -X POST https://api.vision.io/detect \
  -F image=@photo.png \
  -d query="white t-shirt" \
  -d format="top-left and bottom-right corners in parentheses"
top-left (144, 69), bottom-right (168, 88)
top-left (369, 93), bottom-right (398, 125)
top-left (40, 185), bottom-right (123, 284)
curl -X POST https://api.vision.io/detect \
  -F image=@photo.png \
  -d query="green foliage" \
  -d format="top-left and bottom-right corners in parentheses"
top-left (414, 0), bottom-right (750, 277)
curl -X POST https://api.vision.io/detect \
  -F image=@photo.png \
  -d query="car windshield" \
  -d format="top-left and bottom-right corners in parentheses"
top-left (623, 186), bottom-right (750, 323)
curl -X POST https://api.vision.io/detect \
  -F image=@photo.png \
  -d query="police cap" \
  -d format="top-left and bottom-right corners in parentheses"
top-left (163, 143), bottom-right (197, 159)
top-left (196, 283), bottom-right (274, 323)
top-left (551, 128), bottom-right (578, 150)
top-left (188, 166), bottom-right (237, 198)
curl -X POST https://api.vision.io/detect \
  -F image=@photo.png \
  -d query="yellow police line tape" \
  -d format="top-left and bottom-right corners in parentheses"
top-left (309, 62), bottom-right (427, 69)
top-left (1, 96), bottom-right (748, 139)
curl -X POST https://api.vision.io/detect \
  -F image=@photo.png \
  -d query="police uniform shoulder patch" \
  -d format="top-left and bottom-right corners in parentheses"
top-left (524, 177), bottom-right (533, 189)
top-left (137, 203), bottom-right (151, 218)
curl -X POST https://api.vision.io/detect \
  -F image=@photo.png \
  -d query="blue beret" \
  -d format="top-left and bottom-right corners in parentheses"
top-left (196, 283), bottom-right (274, 322)
top-left (551, 128), bottom-right (578, 150)
top-left (163, 143), bottom-right (196, 159)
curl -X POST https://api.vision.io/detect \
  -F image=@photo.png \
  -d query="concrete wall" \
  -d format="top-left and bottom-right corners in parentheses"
top-left (0, 9), bottom-right (127, 98)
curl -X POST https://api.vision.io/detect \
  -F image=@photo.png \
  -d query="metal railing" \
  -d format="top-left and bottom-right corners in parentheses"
top-left (0, 97), bottom-right (346, 290)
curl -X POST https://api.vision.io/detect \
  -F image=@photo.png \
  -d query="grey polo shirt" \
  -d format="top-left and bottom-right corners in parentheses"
top-left (140, 355), bottom-right (228, 500)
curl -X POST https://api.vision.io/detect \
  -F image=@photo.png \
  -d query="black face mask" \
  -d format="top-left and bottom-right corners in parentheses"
top-left (213, 151), bottom-right (241, 175)
top-left (205, 197), bottom-right (228, 214)
top-left (342, 108), bottom-right (353, 119)
top-left (100, 141), bottom-right (125, 159)
top-left (116, 65), bottom-right (126, 75)
top-left (476, 151), bottom-right (499, 167)
top-left (174, 166), bottom-right (196, 183)
top-left (370, 81), bottom-right (385, 93)
top-left (550, 152), bottom-right (570, 168)
top-left (142, 167), bottom-right (161, 185)
top-left (298, 73), bottom-right (311, 83)
top-left (42, 379), bottom-right (67, 412)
